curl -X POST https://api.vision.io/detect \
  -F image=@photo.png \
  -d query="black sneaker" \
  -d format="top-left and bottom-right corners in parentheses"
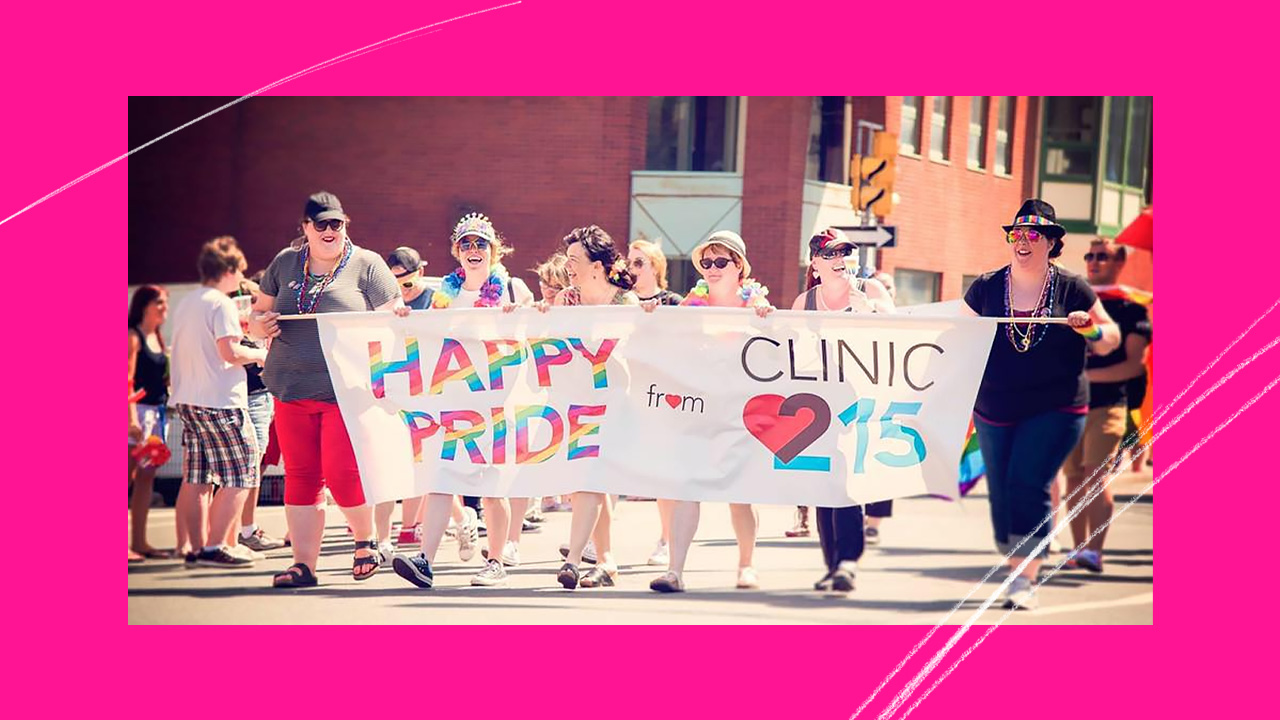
top-left (195, 546), bottom-right (253, 568)
top-left (831, 563), bottom-right (856, 593)
top-left (392, 553), bottom-right (434, 589)
top-left (183, 552), bottom-right (199, 568)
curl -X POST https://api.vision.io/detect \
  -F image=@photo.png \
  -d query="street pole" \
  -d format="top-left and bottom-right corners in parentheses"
top-left (855, 119), bottom-right (885, 276)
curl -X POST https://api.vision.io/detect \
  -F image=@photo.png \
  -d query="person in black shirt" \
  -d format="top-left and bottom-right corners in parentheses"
top-left (962, 199), bottom-right (1119, 609)
top-left (1060, 239), bottom-right (1151, 573)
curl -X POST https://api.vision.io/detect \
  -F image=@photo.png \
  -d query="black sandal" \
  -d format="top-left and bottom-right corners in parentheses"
top-left (353, 541), bottom-right (379, 581)
top-left (273, 563), bottom-right (318, 588)
top-left (579, 566), bottom-right (617, 588)
top-left (557, 563), bottom-right (580, 589)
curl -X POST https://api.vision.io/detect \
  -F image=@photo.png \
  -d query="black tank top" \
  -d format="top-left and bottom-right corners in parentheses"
top-left (131, 328), bottom-right (169, 406)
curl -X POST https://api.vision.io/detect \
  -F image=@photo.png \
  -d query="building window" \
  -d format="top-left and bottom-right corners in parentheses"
top-left (961, 274), bottom-right (981, 296)
top-left (929, 97), bottom-right (951, 161)
top-left (1125, 97), bottom-right (1151, 188)
top-left (1104, 96), bottom-right (1128, 184)
top-left (668, 256), bottom-right (697, 296)
top-left (894, 269), bottom-right (940, 307)
top-left (1103, 96), bottom-right (1152, 190)
top-left (995, 97), bottom-right (1015, 175)
top-left (967, 97), bottom-right (989, 170)
top-left (1042, 97), bottom-right (1100, 178)
top-left (646, 97), bottom-right (739, 172)
top-left (806, 96), bottom-right (848, 184)
top-left (900, 97), bottom-right (922, 155)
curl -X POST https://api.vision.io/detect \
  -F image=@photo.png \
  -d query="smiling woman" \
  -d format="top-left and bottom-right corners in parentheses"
top-left (246, 191), bottom-right (406, 589)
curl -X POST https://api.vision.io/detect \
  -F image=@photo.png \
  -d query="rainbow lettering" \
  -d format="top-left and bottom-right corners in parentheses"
top-left (430, 338), bottom-right (486, 395)
top-left (399, 410), bottom-right (440, 463)
top-left (490, 407), bottom-right (508, 465)
top-left (369, 338), bottom-right (423, 398)
top-left (514, 405), bottom-right (564, 464)
top-left (567, 338), bottom-right (618, 390)
top-left (440, 410), bottom-right (487, 464)
top-left (484, 339), bottom-right (528, 390)
top-left (566, 404), bottom-right (605, 460)
top-left (528, 338), bottom-right (574, 387)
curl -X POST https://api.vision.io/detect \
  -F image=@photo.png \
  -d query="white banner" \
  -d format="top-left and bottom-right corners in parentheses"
top-left (314, 307), bottom-right (996, 506)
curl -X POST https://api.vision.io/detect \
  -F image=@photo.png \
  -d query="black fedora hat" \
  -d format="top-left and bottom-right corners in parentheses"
top-left (1003, 198), bottom-right (1066, 239)
top-left (1003, 198), bottom-right (1066, 258)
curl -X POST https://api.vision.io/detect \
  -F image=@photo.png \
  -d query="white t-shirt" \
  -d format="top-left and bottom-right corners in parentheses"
top-left (453, 277), bottom-right (536, 307)
top-left (170, 287), bottom-right (248, 409)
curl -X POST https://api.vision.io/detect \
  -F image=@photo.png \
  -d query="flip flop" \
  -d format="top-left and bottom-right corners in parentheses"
top-left (140, 548), bottom-right (175, 560)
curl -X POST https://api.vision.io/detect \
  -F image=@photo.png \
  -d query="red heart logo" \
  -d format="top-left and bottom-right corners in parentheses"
top-left (665, 394), bottom-right (683, 409)
top-left (742, 393), bottom-right (831, 464)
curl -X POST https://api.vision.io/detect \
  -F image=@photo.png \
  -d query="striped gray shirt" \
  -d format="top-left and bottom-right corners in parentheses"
top-left (260, 244), bottom-right (400, 403)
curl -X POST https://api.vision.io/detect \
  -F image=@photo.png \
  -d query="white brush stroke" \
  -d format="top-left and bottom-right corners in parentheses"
top-left (875, 333), bottom-right (1280, 720)
top-left (0, 1), bottom-right (523, 228)
top-left (898, 372), bottom-right (1280, 720)
top-left (853, 297), bottom-right (1280, 720)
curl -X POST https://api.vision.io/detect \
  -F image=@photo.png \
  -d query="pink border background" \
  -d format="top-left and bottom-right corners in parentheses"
top-left (8, 1), bottom-right (1273, 717)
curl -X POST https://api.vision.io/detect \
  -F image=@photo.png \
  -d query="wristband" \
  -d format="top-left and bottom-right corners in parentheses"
top-left (1074, 322), bottom-right (1103, 341)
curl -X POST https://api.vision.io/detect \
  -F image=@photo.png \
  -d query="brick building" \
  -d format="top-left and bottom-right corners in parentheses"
top-left (129, 96), bottom-right (1150, 306)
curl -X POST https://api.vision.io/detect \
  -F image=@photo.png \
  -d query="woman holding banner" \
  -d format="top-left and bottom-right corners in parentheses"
top-left (789, 228), bottom-right (895, 593)
top-left (541, 225), bottom-right (639, 590)
top-left (962, 199), bottom-right (1119, 610)
top-left (392, 213), bottom-right (535, 590)
top-left (647, 230), bottom-right (774, 593)
top-left (249, 192), bottom-right (407, 587)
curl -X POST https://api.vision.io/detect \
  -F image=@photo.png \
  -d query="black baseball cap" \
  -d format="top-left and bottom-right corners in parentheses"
top-left (304, 191), bottom-right (346, 222)
top-left (386, 246), bottom-right (425, 275)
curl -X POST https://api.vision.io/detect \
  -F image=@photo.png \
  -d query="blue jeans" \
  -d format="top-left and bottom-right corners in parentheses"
top-left (974, 410), bottom-right (1086, 558)
top-left (246, 393), bottom-right (275, 465)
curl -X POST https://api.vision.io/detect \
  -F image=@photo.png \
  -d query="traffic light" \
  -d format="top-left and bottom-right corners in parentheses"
top-left (849, 131), bottom-right (897, 217)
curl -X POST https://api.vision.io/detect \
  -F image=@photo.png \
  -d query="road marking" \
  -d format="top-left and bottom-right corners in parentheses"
top-left (1017, 592), bottom-right (1153, 617)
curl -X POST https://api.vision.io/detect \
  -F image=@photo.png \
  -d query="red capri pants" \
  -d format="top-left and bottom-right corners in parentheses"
top-left (274, 398), bottom-right (366, 507)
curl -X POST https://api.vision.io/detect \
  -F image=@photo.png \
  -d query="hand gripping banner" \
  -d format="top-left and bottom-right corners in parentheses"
top-left (314, 306), bottom-right (996, 506)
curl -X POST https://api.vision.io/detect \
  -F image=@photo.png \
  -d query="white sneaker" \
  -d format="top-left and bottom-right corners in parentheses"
top-left (377, 540), bottom-right (396, 567)
top-left (647, 539), bottom-right (669, 566)
top-left (471, 558), bottom-right (508, 587)
top-left (558, 540), bottom-right (598, 564)
top-left (736, 566), bottom-right (760, 589)
top-left (1004, 575), bottom-right (1038, 610)
top-left (457, 506), bottom-right (479, 562)
top-left (230, 543), bottom-right (265, 562)
top-left (481, 541), bottom-right (522, 567)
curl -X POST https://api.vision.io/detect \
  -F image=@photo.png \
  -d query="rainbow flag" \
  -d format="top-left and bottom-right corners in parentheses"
top-left (958, 423), bottom-right (985, 497)
top-left (1093, 284), bottom-right (1152, 307)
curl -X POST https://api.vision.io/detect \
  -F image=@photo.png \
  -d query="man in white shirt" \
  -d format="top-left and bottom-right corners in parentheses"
top-left (170, 237), bottom-right (269, 568)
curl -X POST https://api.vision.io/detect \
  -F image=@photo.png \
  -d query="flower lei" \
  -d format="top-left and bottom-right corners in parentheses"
top-left (683, 278), bottom-right (769, 307)
top-left (431, 264), bottom-right (510, 308)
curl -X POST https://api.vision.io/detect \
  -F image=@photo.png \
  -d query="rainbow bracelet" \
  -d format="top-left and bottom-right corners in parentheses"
top-left (1074, 322), bottom-right (1103, 341)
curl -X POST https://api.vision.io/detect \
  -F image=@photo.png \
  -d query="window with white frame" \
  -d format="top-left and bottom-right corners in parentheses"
top-left (806, 96), bottom-right (848, 184)
top-left (968, 97), bottom-right (989, 170)
top-left (900, 96), bottom-right (923, 155)
top-left (894, 268), bottom-right (940, 307)
top-left (995, 97), bottom-right (1015, 175)
top-left (646, 97), bottom-right (740, 172)
top-left (930, 97), bottom-right (951, 162)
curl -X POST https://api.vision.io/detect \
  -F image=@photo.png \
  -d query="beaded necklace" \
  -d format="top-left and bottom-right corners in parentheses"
top-left (1003, 265), bottom-right (1055, 353)
top-left (297, 240), bottom-right (353, 314)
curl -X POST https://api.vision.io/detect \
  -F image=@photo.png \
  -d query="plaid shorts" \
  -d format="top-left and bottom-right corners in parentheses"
top-left (176, 404), bottom-right (260, 489)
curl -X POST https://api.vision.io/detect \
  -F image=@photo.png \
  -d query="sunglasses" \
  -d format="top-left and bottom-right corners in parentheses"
top-left (1084, 252), bottom-right (1112, 263)
top-left (456, 238), bottom-right (490, 252)
top-left (1006, 228), bottom-right (1045, 243)
top-left (699, 257), bottom-right (736, 270)
top-left (311, 219), bottom-right (345, 232)
top-left (817, 246), bottom-right (854, 260)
